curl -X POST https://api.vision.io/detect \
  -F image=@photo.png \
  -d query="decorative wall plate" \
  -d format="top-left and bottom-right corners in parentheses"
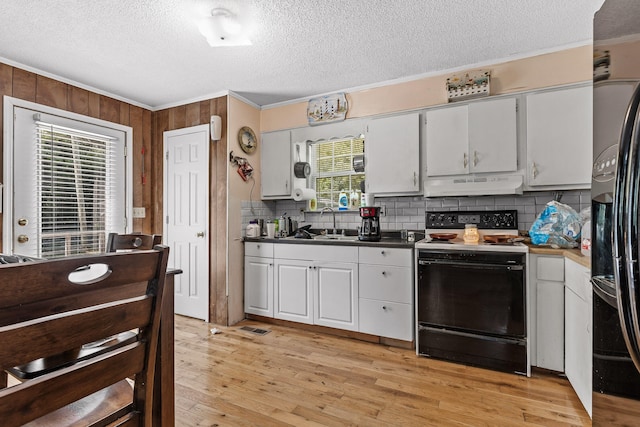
top-left (238, 126), bottom-right (257, 154)
top-left (307, 93), bottom-right (348, 126)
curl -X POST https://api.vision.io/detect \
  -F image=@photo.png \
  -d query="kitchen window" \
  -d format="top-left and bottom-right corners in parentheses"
top-left (310, 137), bottom-right (364, 208)
top-left (4, 99), bottom-right (132, 258)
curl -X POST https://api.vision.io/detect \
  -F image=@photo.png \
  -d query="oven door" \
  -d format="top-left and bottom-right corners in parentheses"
top-left (417, 250), bottom-right (526, 338)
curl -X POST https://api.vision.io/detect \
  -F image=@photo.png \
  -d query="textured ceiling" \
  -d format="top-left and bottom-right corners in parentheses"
top-left (0, 0), bottom-right (605, 109)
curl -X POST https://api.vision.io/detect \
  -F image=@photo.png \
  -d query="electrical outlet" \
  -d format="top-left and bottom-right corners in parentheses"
top-left (133, 207), bottom-right (146, 218)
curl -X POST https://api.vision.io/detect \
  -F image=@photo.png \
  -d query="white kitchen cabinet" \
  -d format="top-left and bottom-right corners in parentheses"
top-left (358, 247), bottom-right (413, 341)
top-left (565, 258), bottom-right (592, 417)
top-left (314, 261), bottom-right (359, 331)
top-left (273, 244), bottom-right (359, 330)
top-left (425, 97), bottom-right (517, 177)
top-left (525, 86), bottom-right (592, 188)
top-left (364, 112), bottom-right (420, 195)
top-left (531, 254), bottom-right (565, 372)
top-left (261, 130), bottom-right (292, 199)
top-left (244, 242), bottom-right (274, 317)
top-left (274, 258), bottom-right (314, 324)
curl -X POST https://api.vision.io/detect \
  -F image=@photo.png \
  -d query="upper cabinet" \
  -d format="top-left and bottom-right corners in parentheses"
top-left (425, 97), bottom-right (518, 177)
top-left (525, 86), bottom-right (592, 188)
top-left (261, 130), bottom-right (292, 199)
top-left (364, 112), bottom-right (420, 195)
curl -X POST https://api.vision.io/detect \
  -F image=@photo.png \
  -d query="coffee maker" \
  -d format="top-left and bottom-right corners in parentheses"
top-left (358, 206), bottom-right (381, 242)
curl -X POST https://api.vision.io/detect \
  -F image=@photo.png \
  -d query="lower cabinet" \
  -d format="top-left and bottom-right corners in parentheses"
top-left (244, 242), bottom-right (414, 341)
top-left (531, 254), bottom-right (565, 372)
top-left (274, 259), bottom-right (314, 324)
top-left (358, 247), bottom-right (413, 341)
top-left (273, 244), bottom-right (359, 332)
top-left (244, 242), bottom-right (274, 317)
top-left (565, 258), bottom-right (592, 417)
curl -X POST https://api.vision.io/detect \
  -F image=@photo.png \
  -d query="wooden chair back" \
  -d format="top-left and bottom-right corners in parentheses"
top-left (0, 246), bottom-right (169, 427)
top-left (106, 233), bottom-right (162, 252)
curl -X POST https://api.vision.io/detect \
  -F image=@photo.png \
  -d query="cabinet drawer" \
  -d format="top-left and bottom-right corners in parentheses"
top-left (359, 266), bottom-right (412, 304)
top-left (536, 256), bottom-right (564, 281)
top-left (359, 247), bottom-right (412, 267)
top-left (359, 299), bottom-right (413, 341)
top-left (245, 242), bottom-right (273, 258)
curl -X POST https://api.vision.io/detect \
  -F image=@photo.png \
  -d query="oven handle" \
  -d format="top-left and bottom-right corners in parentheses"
top-left (418, 259), bottom-right (523, 271)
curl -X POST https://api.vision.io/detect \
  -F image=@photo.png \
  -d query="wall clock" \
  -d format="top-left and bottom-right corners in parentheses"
top-left (238, 126), bottom-right (257, 154)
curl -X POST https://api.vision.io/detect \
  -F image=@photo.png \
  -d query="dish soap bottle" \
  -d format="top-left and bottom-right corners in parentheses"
top-left (338, 191), bottom-right (348, 211)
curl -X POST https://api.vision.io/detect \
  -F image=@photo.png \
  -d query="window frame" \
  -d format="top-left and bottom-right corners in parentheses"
top-left (308, 136), bottom-right (364, 209)
top-left (2, 96), bottom-right (133, 255)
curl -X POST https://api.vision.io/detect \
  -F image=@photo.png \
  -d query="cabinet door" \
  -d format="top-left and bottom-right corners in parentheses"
top-left (274, 259), bottom-right (313, 324)
top-left (261, 130), bottom-right (292, 198)
top-left (365, 113), bottom-right (420, 194)
top-left (526, 86), bottom-right (592, 187)
top-left (314, 262), bottom-right (359, 331)
top-left (536, 279), bottom-right (565, 372)
top-left (426, 105), bottom-right (469, 176)
top-left (468, 97), bottom-right (517, 173)
top-left (565, 260), bottom-right (592, 416)
top-left (244, 256), bottom-right (273, 317)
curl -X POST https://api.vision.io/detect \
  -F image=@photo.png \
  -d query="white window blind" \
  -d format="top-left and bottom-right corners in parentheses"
top-left (35, 120), bottom-right (119, 258)
top-left (311, 137), bottom-right (364, 208)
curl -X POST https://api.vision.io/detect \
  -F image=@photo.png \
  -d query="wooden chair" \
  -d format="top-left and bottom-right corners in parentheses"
top-left (106, 233), bottom-right (162, 252)
top-left (0, 246), bottom-right (169, 426)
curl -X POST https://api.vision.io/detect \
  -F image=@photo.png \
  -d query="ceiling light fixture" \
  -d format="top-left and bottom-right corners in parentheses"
top-left (198, 7), bottom-right (252, 47)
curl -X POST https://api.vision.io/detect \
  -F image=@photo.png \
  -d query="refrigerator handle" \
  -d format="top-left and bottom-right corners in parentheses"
top-left (614, 83), bottom-right (640, 371)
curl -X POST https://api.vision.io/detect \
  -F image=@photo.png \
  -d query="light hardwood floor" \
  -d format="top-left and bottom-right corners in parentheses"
top-left (174, 315), bottom-right (591, 426)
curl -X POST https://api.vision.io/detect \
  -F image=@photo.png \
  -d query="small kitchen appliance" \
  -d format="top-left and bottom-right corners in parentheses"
top-left (415, 209), bottom-right (529, 376)
top-left (358, 206), bottom-right (381, 242)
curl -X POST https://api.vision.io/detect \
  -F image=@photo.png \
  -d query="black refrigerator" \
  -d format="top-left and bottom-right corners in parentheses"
top-left (592, 0), bottom-right (640, 424)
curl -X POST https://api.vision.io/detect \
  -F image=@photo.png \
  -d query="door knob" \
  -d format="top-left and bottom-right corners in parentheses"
top-left (17, 234), bottom-right (29, 243)
top-left (196, 231), bottom-right (205, 238)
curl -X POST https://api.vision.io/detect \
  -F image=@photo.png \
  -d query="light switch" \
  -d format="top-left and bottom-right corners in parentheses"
top-left (133, 207), bottom-right (146, 218)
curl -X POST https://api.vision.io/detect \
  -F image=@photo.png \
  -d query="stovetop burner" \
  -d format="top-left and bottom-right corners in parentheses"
top-left (417, 209), bottom-right (528, 253)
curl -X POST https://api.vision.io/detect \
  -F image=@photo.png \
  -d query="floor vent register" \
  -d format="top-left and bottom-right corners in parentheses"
top-left (240, 326), bottom-right (270, 336)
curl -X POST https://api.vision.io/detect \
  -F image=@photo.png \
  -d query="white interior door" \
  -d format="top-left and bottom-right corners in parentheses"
top-left (163, 125), bottom-right (210, 321)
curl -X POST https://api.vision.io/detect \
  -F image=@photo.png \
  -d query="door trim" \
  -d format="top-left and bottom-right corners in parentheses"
top-left (163, 124), bottom-right (210, 322)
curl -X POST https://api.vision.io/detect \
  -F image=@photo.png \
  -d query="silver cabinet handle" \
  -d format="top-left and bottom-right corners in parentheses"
top-left (473, 150), bottom-right (478, 167)
top-left (413, 171), bottom-right (417, 186)
top-left (197, 231), bottom-right (205, 238)
top-left (17, 234), bottom-right (29, 243)
top-left (463, 152), bottom-right (468, 168)
top-left (532, 162), bottom-right (538, 179)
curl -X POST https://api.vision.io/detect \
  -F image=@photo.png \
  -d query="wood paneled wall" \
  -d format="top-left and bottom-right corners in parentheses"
top-left (0, 63), bottom-right (153, 252)
top-left (153, 97), bottom-right (229, 325)
top-left (0, 62), bottom-right (229, 325)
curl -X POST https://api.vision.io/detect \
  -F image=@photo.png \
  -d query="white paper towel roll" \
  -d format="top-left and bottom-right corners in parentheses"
top-left (293, 188), bottom-right (316, 201)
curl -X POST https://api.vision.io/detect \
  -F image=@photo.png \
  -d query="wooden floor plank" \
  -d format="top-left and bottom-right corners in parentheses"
top-left (174, 316), bottom-right (591, 426)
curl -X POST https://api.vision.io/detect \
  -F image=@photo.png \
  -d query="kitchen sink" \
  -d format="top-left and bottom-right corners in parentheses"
top-left (313, 234), bottom-right (359, 241)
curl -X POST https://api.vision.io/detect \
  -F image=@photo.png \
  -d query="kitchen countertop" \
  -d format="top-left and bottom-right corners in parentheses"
top-left (244, 237), bottom-right (590, 266)
top-left (528, 244), bottom-right (590, 269)
top-left (243, 236), bottom-right (416, 249)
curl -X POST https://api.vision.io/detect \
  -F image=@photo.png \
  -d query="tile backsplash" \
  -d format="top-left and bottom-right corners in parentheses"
top-left (241, 190), bottom-right (591, 237)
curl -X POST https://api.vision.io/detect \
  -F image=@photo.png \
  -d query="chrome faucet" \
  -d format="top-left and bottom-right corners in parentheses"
top-left (320, 207), bottom-right (337, 235)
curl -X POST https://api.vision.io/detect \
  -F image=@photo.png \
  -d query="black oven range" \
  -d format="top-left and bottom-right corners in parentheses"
top-left (415, 210), bottom-right (529, 376)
